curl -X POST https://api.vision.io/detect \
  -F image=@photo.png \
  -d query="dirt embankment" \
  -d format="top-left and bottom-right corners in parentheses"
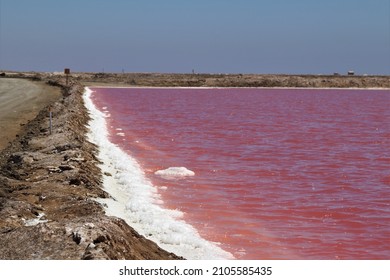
top-left (0, 76), bottom-right (182, 260)
top-left (3, 71), bottom-right (389, 88)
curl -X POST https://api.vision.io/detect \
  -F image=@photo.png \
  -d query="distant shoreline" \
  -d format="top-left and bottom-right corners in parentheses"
top-left (2, 71), bottom-right (390, 89)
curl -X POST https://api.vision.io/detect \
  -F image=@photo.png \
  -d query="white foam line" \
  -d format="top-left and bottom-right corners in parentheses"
top-left (83, 87), bottom-right (233, 260)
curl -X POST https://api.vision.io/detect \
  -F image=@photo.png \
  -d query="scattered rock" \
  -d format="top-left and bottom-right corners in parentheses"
top-left (93, 235), bottom-right (107, 244)
top-left (8, 154), bottom-right (23, 164)
top-left (69, 178), bottom-right (82, 186)
top-left (47, 166), bottom-right (62, 173)
top-left (71, 232), bottom-right (82, 245)
top-left (54, 144), bottom-right (74, 152)
top-left (59, 164), bottom-right (75, 171)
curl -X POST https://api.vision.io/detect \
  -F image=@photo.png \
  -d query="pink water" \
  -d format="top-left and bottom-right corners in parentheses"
top-left (90, 87), bottom-right (390, 259)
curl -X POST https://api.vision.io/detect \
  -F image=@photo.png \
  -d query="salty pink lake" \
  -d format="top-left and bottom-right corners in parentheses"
top-left (90, 87), bottom-right (390, 259)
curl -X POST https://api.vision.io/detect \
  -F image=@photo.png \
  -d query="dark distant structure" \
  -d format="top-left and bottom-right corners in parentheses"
top-left (64, 68), bottom-right (70, 86)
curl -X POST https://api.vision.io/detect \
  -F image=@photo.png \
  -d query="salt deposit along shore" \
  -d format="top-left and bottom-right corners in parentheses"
top-left (0, 72), bottom-right (389, 260)
top-left (83, 87), bottom-right (233, 259)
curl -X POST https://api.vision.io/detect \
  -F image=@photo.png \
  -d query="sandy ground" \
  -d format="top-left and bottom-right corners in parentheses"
top-left (0, 78), bottom-right (61, 150)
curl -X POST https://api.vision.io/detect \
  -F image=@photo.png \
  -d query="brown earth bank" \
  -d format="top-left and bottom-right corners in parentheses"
top-left (0, 76), bottom-right (182, 260)
top-left (2, 71), bottom-right (390, 88)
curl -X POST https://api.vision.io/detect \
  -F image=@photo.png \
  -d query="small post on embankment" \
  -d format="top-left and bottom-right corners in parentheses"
top-left (64, 68), bottom-right (70, 86)
top-left (49, 105), bottom-right (52, 135)
top-left (64, 68), bottom-right (70, 96)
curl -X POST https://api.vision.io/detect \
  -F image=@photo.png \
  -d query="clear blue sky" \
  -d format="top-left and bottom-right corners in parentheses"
top-left (0, 0), bottom-right (389, 74)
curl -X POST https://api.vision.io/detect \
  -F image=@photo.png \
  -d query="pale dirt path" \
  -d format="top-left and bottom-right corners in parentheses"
top-left (0, 78), bottom-right (61, 150)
